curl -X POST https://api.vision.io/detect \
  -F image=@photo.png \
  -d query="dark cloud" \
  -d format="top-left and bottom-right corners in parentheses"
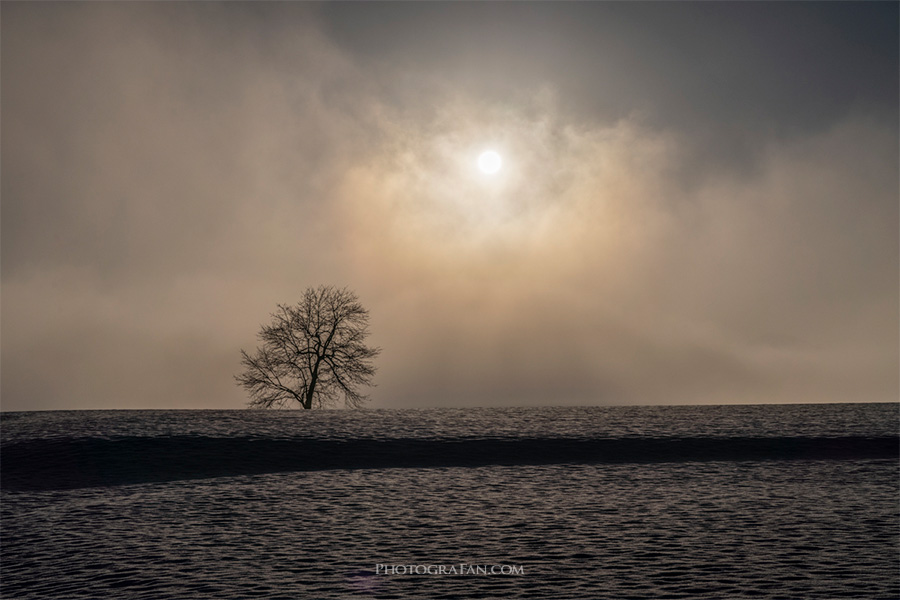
top-left (2, 3), bottom-right (896, 410)
top-left (321, 2), bottom-right (898, 127)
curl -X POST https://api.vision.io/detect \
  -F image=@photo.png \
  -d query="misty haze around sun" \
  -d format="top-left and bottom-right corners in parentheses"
top-left (2, 2), bottom-right (897, 410)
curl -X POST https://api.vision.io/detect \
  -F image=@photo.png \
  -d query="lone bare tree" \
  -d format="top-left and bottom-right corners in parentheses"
top-left (236, 286), bottom-right (380, 409)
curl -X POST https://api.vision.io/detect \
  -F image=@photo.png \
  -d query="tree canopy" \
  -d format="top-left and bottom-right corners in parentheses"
top-left (236, 286), bottom-right (380, 409)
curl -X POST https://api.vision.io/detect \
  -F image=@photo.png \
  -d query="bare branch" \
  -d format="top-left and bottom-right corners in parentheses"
top-left (235, 286), bottom-right (380, 409)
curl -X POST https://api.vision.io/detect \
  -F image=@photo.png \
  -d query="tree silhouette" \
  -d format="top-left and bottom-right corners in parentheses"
top-left (236, 286), bottom-right (380, 409)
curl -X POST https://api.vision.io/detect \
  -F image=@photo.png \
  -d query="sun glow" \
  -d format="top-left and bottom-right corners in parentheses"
top-left (477, 150), bottom-right (502, 174)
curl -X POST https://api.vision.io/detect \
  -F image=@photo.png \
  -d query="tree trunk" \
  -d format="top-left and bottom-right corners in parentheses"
top-left (305, 336), bottom-right (330, 409)
top-left (305, 365), bottom-right (319, 409)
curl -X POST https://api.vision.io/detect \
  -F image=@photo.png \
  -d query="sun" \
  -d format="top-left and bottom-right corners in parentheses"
top-left (477, 150), bottom-right (502, 174)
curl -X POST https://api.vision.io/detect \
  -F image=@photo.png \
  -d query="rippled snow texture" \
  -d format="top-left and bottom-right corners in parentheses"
top-left (3, 460), bottom-right (897, 599)
top-left (2, 403), bottom-right (897, 443)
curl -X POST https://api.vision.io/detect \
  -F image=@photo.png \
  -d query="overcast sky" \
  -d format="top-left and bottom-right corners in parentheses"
top-left (2, 2), bottom-right (897, 410)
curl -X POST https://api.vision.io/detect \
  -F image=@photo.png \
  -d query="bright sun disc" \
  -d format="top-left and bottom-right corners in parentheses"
top-left (477, 150), bottom-right (502, 174)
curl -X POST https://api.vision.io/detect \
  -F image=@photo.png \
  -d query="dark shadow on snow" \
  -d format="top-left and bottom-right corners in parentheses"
top-left (2, 435), bottom-right (897, 491)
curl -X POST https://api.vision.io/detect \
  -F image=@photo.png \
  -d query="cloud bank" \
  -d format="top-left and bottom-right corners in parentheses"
top-left (2, 3), bottom-right (896, 409)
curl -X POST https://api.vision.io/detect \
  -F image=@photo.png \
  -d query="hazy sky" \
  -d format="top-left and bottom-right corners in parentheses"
top-left (2, 2), bottom-right (897, 410)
